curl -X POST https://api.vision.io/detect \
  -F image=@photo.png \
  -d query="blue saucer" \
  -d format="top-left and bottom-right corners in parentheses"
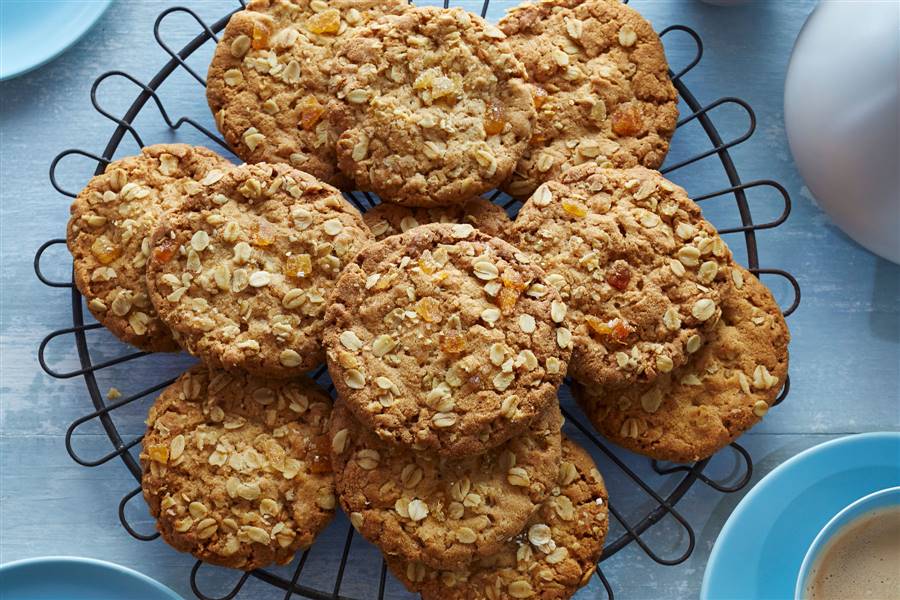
top-left (0, 0), bottom-right (113, 80)
top-left (701, 432), bottom-right (900, 600)
top-left (0, 556), bottom-right (182, 600)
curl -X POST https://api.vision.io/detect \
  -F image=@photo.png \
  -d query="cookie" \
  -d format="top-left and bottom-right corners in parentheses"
top-left (330, 399), bottom-right (563, 570)
top-left (207, 0), bottom-right (408, 188)
top-left (511, 165), bottom-right (733, 389)
top-left (363, 197), bottom-right (512, 242)
top-left (140, 365), bottom-right (335, 570)
top-left (387, 437), bottom-right (609, 599)
top-left (67, 144), bottom-right (231, 352)
top-left (499, 0), bottom-right (678, 198)
top-left (574, 266), bottom-right (789, 463)
top-left (324, 223), bottom-right (572, 457)
top-left (332, 7), bottom-right (536, 206)
top-left (147, 162), bottom-right (372, 377)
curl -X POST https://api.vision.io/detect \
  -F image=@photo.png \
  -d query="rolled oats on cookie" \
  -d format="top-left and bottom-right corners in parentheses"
top-left (141, 365), bottom-right (335, 570)
top-left (363, 197), bottom-right (512, 242)
top-left (207, 0), bottom-right (408, 187)
top-left (331, 400), bottom-right (563, 570)
top-left (499, 0), bottom-right (678, 198)
top-left (324, 223), bottom-right (572, 457)
top-left (574, 265), bottom-right (790, 463)
top-left (67, 144), bottom-right (231, 352)
top-left (147, 162), bottom-right (372, 377)
top-left (511, 165), bottom-right (733, 389)
top-left (387, 437), bottom-right (609, 599)
top-left (331, 6), bottom-right (536, 206)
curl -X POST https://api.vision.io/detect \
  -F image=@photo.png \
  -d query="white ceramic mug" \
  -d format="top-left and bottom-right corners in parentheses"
top-left (785, 1), bottom-right (900, 264)
top-left (794, 486), bottom-right (900, 599)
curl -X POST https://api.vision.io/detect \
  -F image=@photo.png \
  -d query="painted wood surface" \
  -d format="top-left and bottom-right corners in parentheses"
top-left (1, 1), bottom-right (898, 599)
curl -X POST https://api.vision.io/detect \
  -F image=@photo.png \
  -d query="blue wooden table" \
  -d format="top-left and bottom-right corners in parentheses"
top-left (1, 1), bottom-right (898, 599)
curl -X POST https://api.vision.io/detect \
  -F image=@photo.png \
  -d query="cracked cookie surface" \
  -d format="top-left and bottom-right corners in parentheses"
top-left (207, 0), bottom-right (408, 188)
top-left (511, 165), bottom-right (733, 389)
top-left (332, 6), bottom-right (536, 206)
top-left (387, 437), bottom-right (609, 599)
top-left (147, 162), bottom-right (372, 377)
top-left (363, 197), bottom-right (512, 242)
top-left (67, 144), bottom-right (231, 352)
top-left (141, 365), bottom-right (335, 570)
top-left (330, 400), bottom-right (562, 570)
top-left (574, 266), bottom-right (789, 463)
top-left (499, 0), bottom-right (678, 198)
top-left (324, 223), bottom-right (572, 457)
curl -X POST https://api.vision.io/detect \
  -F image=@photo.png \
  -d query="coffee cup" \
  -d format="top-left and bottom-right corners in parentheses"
top-left (795, 486), bottom-right (900, 600)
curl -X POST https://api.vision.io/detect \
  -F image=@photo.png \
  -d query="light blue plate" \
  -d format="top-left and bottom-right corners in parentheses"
top-left (0, 556), bottom-right (183, 600)
top-left (0, 0), bottom-right (113, 81)
top-left (701, 432), bottom-right (900, 600)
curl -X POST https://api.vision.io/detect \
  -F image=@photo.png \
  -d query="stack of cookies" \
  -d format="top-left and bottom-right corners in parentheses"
top-left (205, 0), bottom-right (677, 203)
top-left (323, 222), bottom-right (609, 597)
top-left (69, 146), bottom-right (374, 571)
top-left (63, 0), bottom-right (789, 597)
top-left (511, 167), bottom-right (790, 465)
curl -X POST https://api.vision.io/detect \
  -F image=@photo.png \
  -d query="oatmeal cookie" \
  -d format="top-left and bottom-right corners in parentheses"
top-left (147, 162), bottom-right (372, 377)
top-left (331, 400), bottom-right (562, 570)
top-left (67, 144), bottom-right (231, 352)
top-left (324, 223), bottom-right (572, 457)
top-left (499, 0), bottom-right (678, 198)
top-left (363, 197), bottom-right (512, 242)
top-left (574, 266), bottom-right (789, 463)
top-left (207, 0), bottom-right (408, 187)
top-left (387, 437), bottom-right (609, 599)
top-left (141, 365), bottom-right (335, 570)
top-left (332, 7), bottom-right (536, 206)
top-left (511, 165), bottom-right (733, 389)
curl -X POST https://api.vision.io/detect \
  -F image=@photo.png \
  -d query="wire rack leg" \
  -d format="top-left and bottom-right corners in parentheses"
top-left (596, 568), bottom-right (615, 600)
top-left (652, 443), bottom-right (753, 493)
top-left (281, 550), bottom-right (312, 600)
top-left (191, 562), bottom-right (250, 600)
top-left (119, 486), bottom-right (160, 541)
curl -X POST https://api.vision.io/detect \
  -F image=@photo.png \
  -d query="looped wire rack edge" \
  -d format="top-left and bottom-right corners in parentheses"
top-left (34, 1), bottom-right (801, 599)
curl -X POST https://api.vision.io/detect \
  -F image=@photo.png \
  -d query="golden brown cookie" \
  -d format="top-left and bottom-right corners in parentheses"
top-left (362, 197), bottom-right (512, 242)
top-left (511, 165), bottom-right (733, 389)
top-left (574, 266), bottom-right (790, 463)
top-left (207, 0), bottom-right (408, 188)
top-left (499, 0), bottom-right (678, 198)
top-left (324, 223), bottom-right (572, 457)
top-left (140, 365), bottom-right (335, 570)
top-left (332, 7), bottom-right (536, 206)
top-left (331, 400), bottom-right (563, 570)
top-left (67, 144), bottom-right (231, 351)
top-left (146, 162), bottom-right (372, 378)
top-left (387, 437), bottom-right (609, 599)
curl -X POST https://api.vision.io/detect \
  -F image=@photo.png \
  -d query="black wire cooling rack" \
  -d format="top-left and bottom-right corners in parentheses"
top-left (34, 1), bottom-right (802, 598)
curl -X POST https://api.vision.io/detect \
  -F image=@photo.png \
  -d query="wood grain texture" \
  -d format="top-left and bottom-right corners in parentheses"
top-left (1, 1), bottom-right (898, 599)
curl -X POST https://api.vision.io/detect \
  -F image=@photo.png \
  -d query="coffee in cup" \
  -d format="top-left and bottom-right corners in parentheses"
top-left (797, 487), bottom-right (900, 600)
